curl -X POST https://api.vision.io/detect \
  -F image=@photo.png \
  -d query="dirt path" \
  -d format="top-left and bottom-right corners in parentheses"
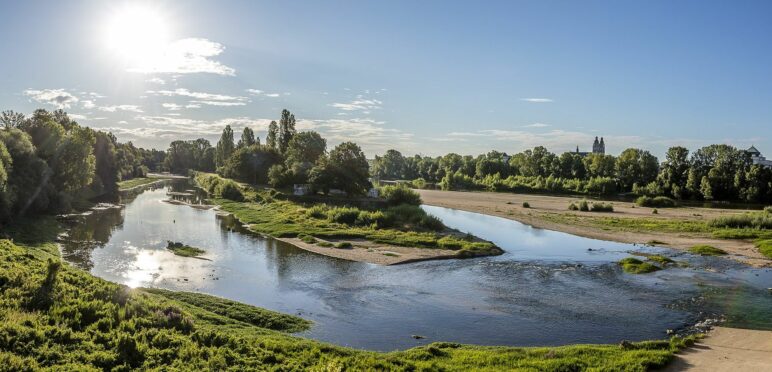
top-left (418, 189), bottom-right (771, 267)
top-left (662, 327), bottom-right (772, 371)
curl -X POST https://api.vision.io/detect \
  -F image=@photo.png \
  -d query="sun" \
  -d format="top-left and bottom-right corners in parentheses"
top-left (102, 4), bottom-right (171, 63)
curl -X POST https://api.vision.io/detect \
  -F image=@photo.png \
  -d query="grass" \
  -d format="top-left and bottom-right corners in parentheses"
top-left (116, 177), bottom-right (162, 190)
top-left (195, 173), bottom-right (503, 258)
top-left (646, 255), bottom-right (675, 265)
top-left (335, 242), bottom-right (353, 249)
top-left (618, 257), bottom-right (661, 274)
top-left (166, 241), bottom-right (206, 257)
top-left (635, 196), bottom-right (678, 208)
top-left (0, 222), bottom-right (700, 370)
top-left (317, 242), bottom-right (334, 247)
top-left (708, 211), bottom-right (772, 229)
top-left (688, 245), bottom-right (727, 256)
top-left (755, 239), bottom-right (772, 259)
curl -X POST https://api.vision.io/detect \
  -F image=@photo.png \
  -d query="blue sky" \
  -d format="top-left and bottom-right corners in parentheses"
top-left (0, 0), bottom-right (770, 157)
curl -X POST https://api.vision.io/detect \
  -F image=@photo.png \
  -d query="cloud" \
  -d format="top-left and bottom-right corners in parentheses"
top-left (522, 123), bottom-right (550, 128)
top-left (330, 97), bottom-right (383, 112)
top-left (82, 100), bottom-right (96, 109)
top-left (246, 89), bottom-right (283, 98)
top-left (189, 100), bottom-right (246, 107)
top-left (148, 88), bottom-right (246, 103)
top-left (521, 98), bottom-right (553, 103)
top-left (69, 114), bottom-right (88, 120)
top-left (146, 77), bottom-right (166, 84)
top-left (162, 103), bottom-right (183, 110)
top-left (23, 89), bottom-right (79, 109)
top-left (97, 105), bottom-right (144, 113)
top-left (127, 38), bottom-right (235, 76)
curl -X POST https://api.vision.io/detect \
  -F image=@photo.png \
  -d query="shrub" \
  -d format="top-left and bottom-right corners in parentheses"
top-left (411, 178), bottom-right (427, 189)
top-left (326, 207), bottom-right (360, 225)
top-left (708, 212), bottom-right (772, 229)
top-left (636, 196), bottom-right (677, 208)
top-left (356, 210), bottom-right (388, 227)
top-left (317, 242), bottom-right (333, 247)
top-left (568, 202), bottom-right (578, 211)
top-left (419, 214), bottom-right (444, 231)
top-left (590, 202), bottom-right (613, 212)
top-left (618, 257), bottom-right (661, 274)
top-left (380, 184), bottom-right (422, 206)
top-left (688, 245), bottom-right (727, 256)
top-left (578, 200), bottom-right (589, 211)
top-left (298, 234), bottom-right (317, 244)
top-left (522, 202), bottom-right (530, 208)
top-left (305, 205), bottom-right (329, 219)
top-left (334, 242), bottom-right (353, 249)
top-left (764, 206), bottom-right (772, 214)
top-left (216, 181), bottom-right (244, 201)
top-left (652, 209), bottom-right (658, 214)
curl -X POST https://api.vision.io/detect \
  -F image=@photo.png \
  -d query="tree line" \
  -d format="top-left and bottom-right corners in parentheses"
top-left (166, 109), bottom-right (373, 196)
top-left (0, 109), bottom-right (164, 223)
top-left (371, 145), bottom-right (772, 203)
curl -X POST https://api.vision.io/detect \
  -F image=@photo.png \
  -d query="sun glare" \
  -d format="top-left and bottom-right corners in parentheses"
top-left (103, 4), bottom-right (171, 63)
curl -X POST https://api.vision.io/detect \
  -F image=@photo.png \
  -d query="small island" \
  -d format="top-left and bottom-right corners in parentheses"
top-left (166, 241), bottom-right (207, 258)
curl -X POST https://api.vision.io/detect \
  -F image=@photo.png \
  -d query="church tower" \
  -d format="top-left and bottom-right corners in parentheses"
top-left (598, 137), bottom-right (605, 154)
top-left (592, 137), bottom-right (600, 153)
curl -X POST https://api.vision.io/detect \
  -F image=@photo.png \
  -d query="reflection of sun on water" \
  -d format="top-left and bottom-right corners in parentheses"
top-left (124, 247), bottom-right (162, 288)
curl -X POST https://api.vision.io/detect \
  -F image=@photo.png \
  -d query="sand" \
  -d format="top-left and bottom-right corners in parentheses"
top-left (663, 327), bottom-right (772, 371)
top-left (279, 237), bottom-right (459, 265)
top-left (418, 189), bottom-right (771, 267)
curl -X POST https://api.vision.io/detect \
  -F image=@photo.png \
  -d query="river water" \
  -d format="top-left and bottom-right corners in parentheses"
top-left (58, 179), bottom-right (772, 351)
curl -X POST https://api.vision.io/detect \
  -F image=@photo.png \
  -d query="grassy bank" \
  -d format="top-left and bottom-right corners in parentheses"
top-left (116, 177), bottom-right (163, 191)
top-left (0, 235), bottom-right (696, 371)
top-left (166, 241), bottom-right (206, 258)
top-left (195, 173), bottom-right (503, 258)
top-left (0, 220), bottom-right (698, 370)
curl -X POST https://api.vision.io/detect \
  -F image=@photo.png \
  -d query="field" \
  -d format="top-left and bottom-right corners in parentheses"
top-left (418, 189), bottom-right (772, 267)
top-left (0, 217), bottom-right (697, 370)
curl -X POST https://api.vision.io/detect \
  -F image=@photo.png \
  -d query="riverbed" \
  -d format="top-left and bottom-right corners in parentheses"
top-left (58, 179), bottom-right (772, 351)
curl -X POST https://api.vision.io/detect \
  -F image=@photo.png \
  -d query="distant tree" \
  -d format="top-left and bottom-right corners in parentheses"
top-left (237, 127), bottom-right (256, 148)
top-left (0, 110), bottom-right (25, 129)
top-left (0, 129), bottom-right (51, 216)
top-left (657, 146), bottom-right (690, 199)
top-left (51, 127), bottom-right (96, 193)
top-left (309, 142), bottom-right (370, 195)
top-left (583, 153), bottom-right (616, 178)
top-left (266, 121), bottom-right (278, 150)
top-left (615, 148), bottom-right (658, 190)
top-left (92, 131), bottom-right (119, 193)
top-left (220, 145), bottom-right (281, 184)
top-left (373, 149), bottom-right (406, 180)
top-left (284, 131), bottom-right (326, 183)
top-left (215, 125), bottom-right (235, 168)
top-left (277, 109), bottom-right (296, 154)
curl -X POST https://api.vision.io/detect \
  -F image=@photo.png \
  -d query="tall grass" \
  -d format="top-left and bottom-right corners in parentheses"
top-left (708, 212), bottom-right (772, 229)
top-left (635, 196), bottom-right (678, 208)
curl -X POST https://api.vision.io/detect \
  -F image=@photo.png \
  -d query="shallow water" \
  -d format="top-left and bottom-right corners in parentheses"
top-left (59, 180), bottom-right (772, 351)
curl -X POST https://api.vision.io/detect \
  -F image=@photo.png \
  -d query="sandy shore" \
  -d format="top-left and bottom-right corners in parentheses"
top-left (418, 189), bottom-right (771, 267)
top-left (663, 327), bottom-right (772, 371)
top-left (279, 237), bottom-right (460, 265)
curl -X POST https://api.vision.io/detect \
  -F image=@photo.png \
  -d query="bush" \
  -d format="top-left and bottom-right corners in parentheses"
top-left (334, 242), bottom-right (353, 249)
top-left (708, 212), bottom-right (772, 229)
top-left (590, 202), bottom-right (613, 212)
top-left (356, 210), bottom-right (388, 227)
top-left (216, 181), bottom-right (244, 201)
top-left (326, 207), bottom-right (360, 225)
top-left (380, 184), bottom-right (422, 206)
top-left (764, 206), bottom-right (772, 214)
top-left (568, 203), bottom-right (578, 211)
top-left (652, 209), bottom-right (658, 214)
top-left (298, 234), bottom-right (317, 244)
top-left (688, 245), bottom-right (727, 256)
top-left (636, 196), bottom-right (677, 208)
top-left (578, 200), bottom-right (590, 212)
top-left (522, 202), bottom-right (530, 208)
top-left (305, 205), bottom-right (328, 219)
top-left (411, 178), bottom-right (427, 189)
top-left (419, 214), bottom-right (444, 231)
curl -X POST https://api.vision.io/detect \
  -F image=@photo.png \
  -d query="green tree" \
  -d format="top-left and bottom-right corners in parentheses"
top-left (238, 127), bottom-right (256, 148)
top-left (277, 109), bottom-right (296, 154)
top-left (615, 148), bottom-right (659, 191)
top-left (657, 146), bottom-right (690, 198)
top-left (0, 110), bottom-right (25, 129)
top-left (309, 142), bottom-right (371, 195)
top-left (215, 125), bottom-right (235, 168)
top-left (373, 149), bottom-right (406, 180)
top-left (266, 121), bottom-right (278, 150)
top-left (583, 153), bottom-right (616, 178)
top-left (51, 127), bottom-right (96, 193)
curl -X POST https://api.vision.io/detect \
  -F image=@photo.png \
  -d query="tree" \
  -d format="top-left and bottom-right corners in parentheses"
top-left (277, 109), bottom-right (296, 154)
top-left (615, 148), bottom-right (659, 190)
top-left (238, 127), bottom-right (256, 148)
top-left (309, 142), bottom-right (370, 195)
top-left (372, 149), bottom-right (406, 180)
top-left (657, 146), bottom-right (690, 198)
top-left (284, 131), bottom-right (326, 183)
top-left (215, 125), bottom-right (235, 168)
top-left (266, 121), bottom-right (278, 150)
top-left (92, 131), bottom-right (119, 193)
top-left (583, 153), bottom-right (616, 178)
top-left (0, 129), bottom-right (51, 216)
top-left (51, 127), bottom-right (96, 193)
top-left (0, 110), bottom-right (25, 129)
top-left (220, 145), bottom-right (281, 184)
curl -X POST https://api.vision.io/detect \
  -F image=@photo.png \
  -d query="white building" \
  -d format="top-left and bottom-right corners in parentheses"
top-left (747, 146), bottom-right (772, 168)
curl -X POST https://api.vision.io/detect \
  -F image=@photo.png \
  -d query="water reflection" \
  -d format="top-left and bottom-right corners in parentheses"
top-left (58, 179), bottom-right (772, 351)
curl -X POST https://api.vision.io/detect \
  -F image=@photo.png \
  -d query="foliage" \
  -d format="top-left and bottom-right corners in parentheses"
top-left (618, 257), bottom-right (661, 274)
top-left (708, 211), bottom-right (772, 229)
top-left (636, 196), bottom-right (678, 208)
top-left (688, 245), bottom-right (727, 256)
top-left (215, 125), bottom-right (235, 169)
top-left (522, 201), bottom-right (530, 208)
top-left (309, 142), bottom-right (371, 196)
top-left (166, 241), bottom-right (206, 257)
top-left (756, 239), bottom-right (772, 259)
top-left (380, 184), bottom-right (422, 206)
top-left (590, 202), bottom-right (614, 212)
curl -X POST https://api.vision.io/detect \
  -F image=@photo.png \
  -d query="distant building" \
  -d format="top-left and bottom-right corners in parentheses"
top-left (746, 146), bottom-right (772, 168)
top-left (575, 136), bottom-right (606, 157)
top-left (293, 184), bottom-right (311, 196)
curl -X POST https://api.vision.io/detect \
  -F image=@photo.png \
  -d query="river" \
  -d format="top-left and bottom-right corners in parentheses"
top-left (58, 179), bottom-right (772, 351)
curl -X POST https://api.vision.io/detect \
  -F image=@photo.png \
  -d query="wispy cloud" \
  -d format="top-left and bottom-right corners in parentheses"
top-left (521, 98), bottom-right (553, 103)
top-left (162, 103), bottom-right (183, 111)
top-left (330, 97), bottom-right (383, 112)
top-left (146, 77), bottom-right (166, 84)
top-left (147, 88), bottom-right (247, 103)
top-left (190, 100), bottom-right (246, 107)
top-left (97, 105), bottom-right (143, 113)
top-left (522, 123), bottom-right (550, 128)
top-left (127, 38), bottom-right (235, 76)
top-left (246, 89), bottom-right (285, 98)
top-left (23, 89), bottom-right (79, 109)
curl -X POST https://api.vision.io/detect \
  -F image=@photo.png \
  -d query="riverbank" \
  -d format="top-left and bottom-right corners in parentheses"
top-left (0, 226), bottom-right (697, 370)
top-left (117, 173), bottom-right (186, 191)
top-left (418, 189), bottom-right (772, 267)
top-left (195, 173), bottom-right (503, 265)
top-left (663, 327), bottom-right (772, 371)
